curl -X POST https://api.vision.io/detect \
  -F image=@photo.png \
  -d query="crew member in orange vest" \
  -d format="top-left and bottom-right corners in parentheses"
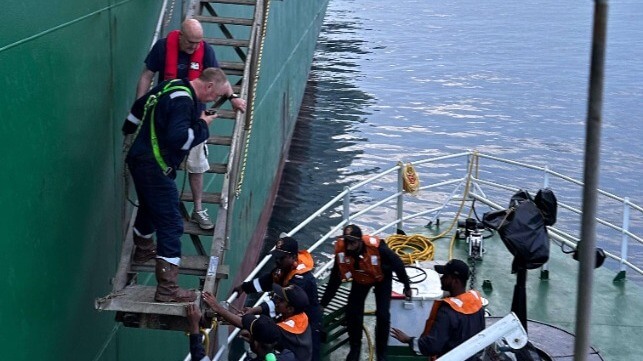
top-left (320, 224), bottom-right (412, 361)
top-left (197, 296), bottom-right (297, 360)
top-left (205, 285), bottom-right (313, 361)
top-left (233, 236), bottom-right (322, 361)
top-left (390, 259), bottom-right (485, 360)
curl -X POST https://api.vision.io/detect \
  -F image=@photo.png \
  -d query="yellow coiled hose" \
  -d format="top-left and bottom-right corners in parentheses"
top-left (385, 234), bottom-right (435, 264)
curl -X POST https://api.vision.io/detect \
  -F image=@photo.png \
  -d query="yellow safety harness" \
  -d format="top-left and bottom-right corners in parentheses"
top-left (134, 79), bottom-right (193, 175)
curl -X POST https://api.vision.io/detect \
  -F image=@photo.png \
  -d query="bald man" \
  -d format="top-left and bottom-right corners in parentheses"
top-left (134, 19), bottom-right (245, 232)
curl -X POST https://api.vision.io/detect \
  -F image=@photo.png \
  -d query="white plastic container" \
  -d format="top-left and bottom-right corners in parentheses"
top-left (388, 267), bottom-right (444, 346)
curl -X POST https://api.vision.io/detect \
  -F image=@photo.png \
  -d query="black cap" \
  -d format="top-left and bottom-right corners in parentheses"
top-left (272, 284), bottom-right (309, 314)
top-left (435, 259), bottom-right (470, 283)
top-left (271, 236), bottom-right (298, 258)
top-left (343, 224), bottom-right (362, 242)
top-left (241, 314), bottom-right (281, 344)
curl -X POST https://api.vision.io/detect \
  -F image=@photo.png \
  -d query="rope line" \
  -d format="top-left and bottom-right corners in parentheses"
top-left (386, 234), bottom-right (435, 264)
top-left (235, 0), bottom-right (272, 198)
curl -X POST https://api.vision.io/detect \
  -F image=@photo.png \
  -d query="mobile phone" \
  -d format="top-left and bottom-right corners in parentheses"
top-left (205, 109), bottom-right (217, 116)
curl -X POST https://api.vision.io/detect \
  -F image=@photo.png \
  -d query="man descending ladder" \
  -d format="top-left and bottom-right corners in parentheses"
top-left (123, 69), bottom-right (235, 302)
top-left (96, 0), bottom-right (257, 332)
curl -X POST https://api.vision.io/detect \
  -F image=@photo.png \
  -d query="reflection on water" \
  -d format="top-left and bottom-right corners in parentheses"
top-left (267, 0), bottom-right (643, 268)
top-left (263, 13), bottom-right (374, 253)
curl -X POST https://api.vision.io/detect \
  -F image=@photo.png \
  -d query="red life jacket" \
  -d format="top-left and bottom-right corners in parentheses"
top-left (421, 290), bottom-right (484, 336)
top-left (163, 30), bottom-right (205, 81)
top-left (335, 235), bottom-right (384, 285)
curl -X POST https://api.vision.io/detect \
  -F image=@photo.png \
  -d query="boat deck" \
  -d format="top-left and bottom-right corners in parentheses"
top-left (320, 224), bottom-right (643, 360)
top-left (448, 224), bottom-right (643, 361)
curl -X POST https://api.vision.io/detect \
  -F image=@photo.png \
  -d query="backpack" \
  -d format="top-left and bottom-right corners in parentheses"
top-left (483, 189), bottom-right (557, 272)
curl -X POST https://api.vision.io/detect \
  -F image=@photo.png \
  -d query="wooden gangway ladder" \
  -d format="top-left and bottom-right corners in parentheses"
top-left (95, 0), bottom-right (263, 331)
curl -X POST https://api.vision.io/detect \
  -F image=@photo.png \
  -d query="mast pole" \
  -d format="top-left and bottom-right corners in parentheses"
top-left (574, 1), bottom-right (608, 360)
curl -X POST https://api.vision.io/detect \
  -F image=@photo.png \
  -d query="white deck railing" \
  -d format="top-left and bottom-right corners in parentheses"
top-left (212, 150), bottom-right (643, 360)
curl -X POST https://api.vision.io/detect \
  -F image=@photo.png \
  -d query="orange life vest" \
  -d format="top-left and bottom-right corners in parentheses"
top-left (277, 312), bottom-right (309, 335)
top-left (282, 250), bottom-right (314, 285)
top-left (335, 235), bottom-right (384, 285)
top-left (272, 250), bottom-right (314, 285)
top-left (421, 290), bottom-right (483, 336)
top-left (164, 30), bottom-right (205, 81)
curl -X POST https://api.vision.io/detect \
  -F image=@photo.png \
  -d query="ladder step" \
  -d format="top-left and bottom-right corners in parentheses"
top-left (207, 163), bottom-right (228, 174)
top-left (193, 15), bottom-right (253, 26)
top-left (131, 255), bottom-right (229, 278)
top-left (207, 135), bottom-right (232, 146)
top-left (216, 109), bottom-right (238, 119)
top-left (205, 37), bottom-right (250, 48)
top-left (220, 61), bottom-right (245, 76)
top-left (180, 191), bottom-right (222, 204)
top-left (177, 162), bottom-right (227, 174)
top-left (95, 285), bottom-right (198, 316)
top-left (201, 0), bottom-right (256, 5)
top-left (184, 219), bottom-right (214, 236)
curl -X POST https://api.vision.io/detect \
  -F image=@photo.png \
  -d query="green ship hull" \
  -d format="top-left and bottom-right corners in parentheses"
top-left (0, 0), bottom-right (328, 360)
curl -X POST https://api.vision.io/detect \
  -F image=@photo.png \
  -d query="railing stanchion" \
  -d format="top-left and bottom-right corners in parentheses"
top-left (543, 165), bottom-right (550, 188)
top-left (397, 162), bottom-right (404, 231)
top-left (541, 165), bottom-right (550, 279)
top-left (616, 197), bottom-right (630, 281)
top-left (343, 186), bottom-right (351, 225)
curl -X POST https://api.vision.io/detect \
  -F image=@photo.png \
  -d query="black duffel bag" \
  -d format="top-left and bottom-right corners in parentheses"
top-left (483, 189), bottom-right (556, 272)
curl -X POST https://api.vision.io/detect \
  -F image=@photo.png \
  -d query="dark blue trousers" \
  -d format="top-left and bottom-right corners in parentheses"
top-left (345, 278), bottom-right (392, 361)
top-left (128, 160), bottom-right (183, 259)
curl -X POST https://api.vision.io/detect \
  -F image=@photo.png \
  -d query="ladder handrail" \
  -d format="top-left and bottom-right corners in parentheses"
top-left (183, 0), bottom-right (266, 359)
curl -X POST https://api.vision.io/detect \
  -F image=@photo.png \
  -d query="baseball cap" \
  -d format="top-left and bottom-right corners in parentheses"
top-left (434, 259), bottom-right (470, 283)
top-left (272, 284), bottom-right (309, 314)
top-left (271, 236), bottom-right (298, 258)
top-left (343, 224), bottom-right (362, 242)
top-left (241, 314), bottom-right (281, 344)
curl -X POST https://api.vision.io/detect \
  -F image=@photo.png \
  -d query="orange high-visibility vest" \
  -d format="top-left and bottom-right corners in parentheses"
top-left (277, 312), bottom-right (309, 335)
top-left (421, 290), bottom-right (483, 336)
top-left (272, 251), bottom-right (315, 287)
top-left (335, 235), bottom-right (384, 285)
top-left (282, 250), bottom-right (314, 284)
